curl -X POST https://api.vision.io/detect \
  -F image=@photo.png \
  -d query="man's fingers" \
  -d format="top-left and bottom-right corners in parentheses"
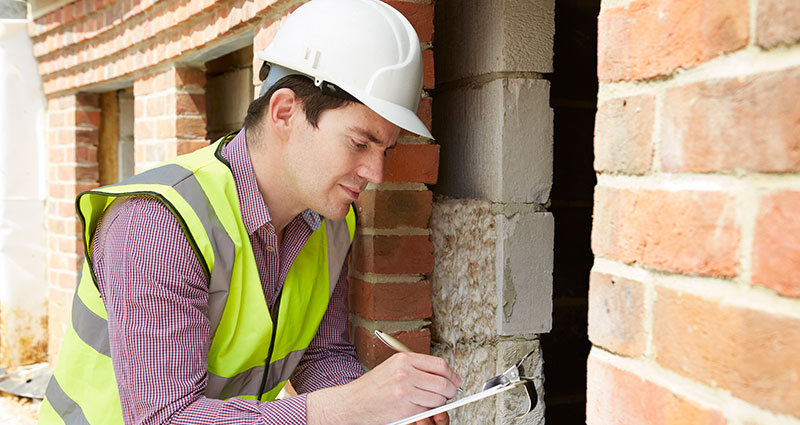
top-left (412, 373), bottom-right (459, 400)
top-left (397, 353), bottom-right (463, 390)
top-left (432, 412), bottom-right (449, 425)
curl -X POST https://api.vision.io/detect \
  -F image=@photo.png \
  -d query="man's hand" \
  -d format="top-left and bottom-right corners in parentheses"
top-left (307, 352), bottom-right (462, 425)
top-left (415, 411), bottom-right (450, 425)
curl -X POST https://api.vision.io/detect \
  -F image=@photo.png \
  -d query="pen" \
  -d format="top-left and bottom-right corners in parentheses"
top-left (374, 329), bottom-right (464, 394)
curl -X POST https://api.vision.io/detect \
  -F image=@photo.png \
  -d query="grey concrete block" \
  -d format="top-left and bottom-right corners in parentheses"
top-left (436, 0), bottom-right (555, 84)
top-left (496, 212), bottom-right (553, 335)
top-left (435, 78), bottom-right (553, 204)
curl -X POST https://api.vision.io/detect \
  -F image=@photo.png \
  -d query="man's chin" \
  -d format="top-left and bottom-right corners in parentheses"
top-left (318, 203), bottom-right (351, 221)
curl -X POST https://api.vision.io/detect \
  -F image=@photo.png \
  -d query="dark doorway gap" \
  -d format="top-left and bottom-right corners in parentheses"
top-left (542, 0), bottom-right (600, 423)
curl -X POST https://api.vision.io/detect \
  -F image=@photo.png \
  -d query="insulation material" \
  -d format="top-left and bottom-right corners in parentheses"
top-left (0, 19), bottom-right (49, 366)
top-left (432, 341), bottom-right (499, 424)
top-left (430, 198), bottom-right (498, 344)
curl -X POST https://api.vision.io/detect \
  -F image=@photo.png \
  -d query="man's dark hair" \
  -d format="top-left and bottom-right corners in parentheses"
top-left (243, 74), bottom-right (352, 130)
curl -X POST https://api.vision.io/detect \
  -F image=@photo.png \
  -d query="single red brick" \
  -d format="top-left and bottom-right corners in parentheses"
top-left (417, 96), bottom-right (432, 130)
top-left (422, 49), bottom-right (434, 90)
top-left (594, 95), bottom-right (655, 174)
top-left (353, 234), bottom-right (434, 275)
top-left (349, 278), bottom-right (432, 320)
top-left (661, 67), bottom-right (800, 173)
top-left (384, 1), bottom-right (434, 44)
top-left (176, 139), bottom-right (209, 155)
top-left (355, 190), bottom-right (432, 229)
top-left (752, 191), bottom-right (800, 297)
top-left (653, 287), bottom-right (800, 418)
top-left (64, 4), bottom-right (74, 24)
top-left (147, 95), bottom-right (166, 117)
top-left (74, 128), bottom-right (98, 146)
top-left (592, 187), bottom-right (740, 277)
top-left (175, 116), bottom-right (207, 139)
top-left (174, 92), bottom-right (206, 116)
top-left (598, 0), bottom-right (749, 82)
top-left (135, 120), bottom-right (154, 140)
top-left (49, 252), bottom-right (83, 271)
top-left (75, 92), bottom-right (100, 108)
top-left (354, 326), bottom-right (431, 369)
top-left (156, 118), bottom-right (174, 139)
top-left (587, 353), bottom-right (728, 425)
top-left (588, 272), bottom-right (647, 357)
top-left (174, 66), bottom-right (206, 89)
top-left (134, 75), bottom-right (155, 96)
top-left (383, 144), bottom-right (439, 184)
top-left (757, 0), bottom-right (800, 47)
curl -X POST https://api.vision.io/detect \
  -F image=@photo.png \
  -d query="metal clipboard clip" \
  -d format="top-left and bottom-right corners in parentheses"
top-left (480, 348), bottom-right (538, 418)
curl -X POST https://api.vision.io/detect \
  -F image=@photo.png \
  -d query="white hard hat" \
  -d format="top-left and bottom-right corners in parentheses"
top-left (256, 0), bottom-right (431, 139)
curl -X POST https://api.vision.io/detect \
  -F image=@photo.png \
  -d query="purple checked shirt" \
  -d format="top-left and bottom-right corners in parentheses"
top-left (90, 130), bottom-right (364, 424)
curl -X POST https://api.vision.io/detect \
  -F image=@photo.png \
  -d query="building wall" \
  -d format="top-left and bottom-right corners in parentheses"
top-left (432, 0), bottom-right (554, 423)
top-left (589, 1), bottom-right (800, 424)
top-left (29, 0), bottom-right (437, 376)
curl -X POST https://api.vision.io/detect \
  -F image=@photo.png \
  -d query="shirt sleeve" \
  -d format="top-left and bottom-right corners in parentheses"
top-left (92, 196), bottom-right (308, 425)
top-left (290, 259), bottom-right (365, 393)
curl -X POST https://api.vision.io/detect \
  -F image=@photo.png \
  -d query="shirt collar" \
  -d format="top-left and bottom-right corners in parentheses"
top-left (220, 129), bottom-right (322, 235)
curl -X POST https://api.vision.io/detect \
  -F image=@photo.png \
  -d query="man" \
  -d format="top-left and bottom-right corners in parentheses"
top-left (39, 0), bottom-right (460, 424)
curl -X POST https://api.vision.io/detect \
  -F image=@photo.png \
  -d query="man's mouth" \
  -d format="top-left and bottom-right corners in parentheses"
top-left (340, 185), bottom-right (361, 200)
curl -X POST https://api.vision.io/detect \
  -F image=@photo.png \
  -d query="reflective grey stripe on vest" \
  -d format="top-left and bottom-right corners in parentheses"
top-left (71, 288), bottom-right (111, 356)
top-left (206, 348), bottom-right (306, 400)
top-left (325, 217), bottom-right (352, 297)
top-left (108, 163), bottom-right (236, 340)
top-left (45, 378), bottom-right (90, 425)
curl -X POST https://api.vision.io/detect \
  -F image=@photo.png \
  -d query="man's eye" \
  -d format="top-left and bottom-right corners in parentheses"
top-left (352, 140), bottom-right (368, 150)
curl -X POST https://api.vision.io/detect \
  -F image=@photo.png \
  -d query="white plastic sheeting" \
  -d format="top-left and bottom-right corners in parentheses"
top-left (0, 19), bottom-right (48, 366)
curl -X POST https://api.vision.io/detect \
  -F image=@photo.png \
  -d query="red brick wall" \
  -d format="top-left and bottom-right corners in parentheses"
top-left (33, 0), bottom-right (437, 367)
top-left (590, 0), bottom-right (800, 423)
top-left (45, 93), bottom-right (100, 363)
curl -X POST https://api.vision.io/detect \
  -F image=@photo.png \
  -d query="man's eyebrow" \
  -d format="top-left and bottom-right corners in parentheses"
top-left (349, 126), bottom-right (396, 149)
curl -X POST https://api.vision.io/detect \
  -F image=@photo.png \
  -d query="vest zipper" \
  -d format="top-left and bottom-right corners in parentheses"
top-left (258, 290), bottom-right (283, 400)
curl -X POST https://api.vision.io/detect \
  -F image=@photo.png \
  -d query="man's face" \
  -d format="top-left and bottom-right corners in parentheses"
top-left (283, 102), bottom-right (401, 220)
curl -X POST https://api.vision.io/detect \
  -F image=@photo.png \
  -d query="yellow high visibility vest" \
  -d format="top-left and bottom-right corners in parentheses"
top-left (39, 133), bottom-right (356, 424)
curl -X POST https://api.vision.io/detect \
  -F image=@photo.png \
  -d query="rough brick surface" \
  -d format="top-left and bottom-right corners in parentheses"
top-left (588, 272), bottom-right (646, 357)
top-left (661, 67), bottom-right (800, 173)
top-left (587, 353), bottom-right (728, 425)
top-left (592, 187), bottom-right (740, 276)
top-left (598, 0), bottom-right (749, 81)
top-left (653, 288), bottom-right (800, 418)
top-left (594, 95), bottom-right (655, 174)
top-left (383, 144), bottom-right (440, 184)
top-left (355, 190), bottom-right (433, 229)
top-left (384, 1), bottom-right (434, 44)
top-left (353, 235), bottom-right (435, 275)
top-left (354, 326), bottom-right (431, 369)
top-left (752, 191), bottom-right (800, 297)
top-left (349, 279), bottom-right (432, 320)
top-left (757, 0), bottom-right (800, 47)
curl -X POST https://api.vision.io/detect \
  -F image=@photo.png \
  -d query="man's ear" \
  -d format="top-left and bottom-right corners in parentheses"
top-left (268, 88), bottom-right (299, 141)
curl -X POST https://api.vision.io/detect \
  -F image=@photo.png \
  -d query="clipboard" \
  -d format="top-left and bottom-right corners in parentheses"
top-left (385, 379), bottom-right (533, 425)
top-left (385, 349), bottom-right (539, 425)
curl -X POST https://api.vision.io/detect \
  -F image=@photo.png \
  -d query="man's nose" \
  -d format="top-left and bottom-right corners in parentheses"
top-left (358, 150), bottom-right (385, 184)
